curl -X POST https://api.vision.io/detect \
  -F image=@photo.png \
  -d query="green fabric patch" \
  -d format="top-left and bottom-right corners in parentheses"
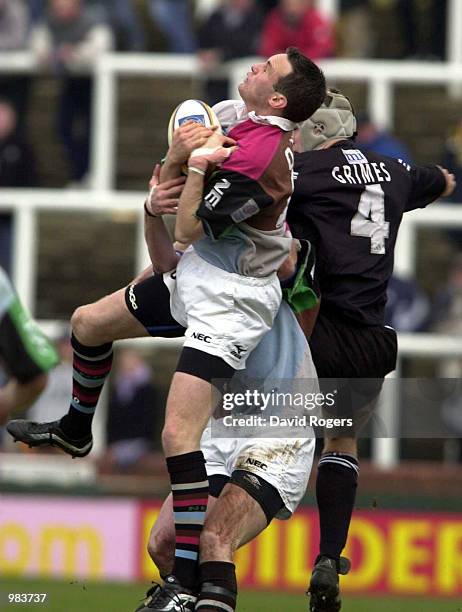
top-left (8, 297), bottom-right (59, 372)
top-left (283, 245), bottom-right (319, 314)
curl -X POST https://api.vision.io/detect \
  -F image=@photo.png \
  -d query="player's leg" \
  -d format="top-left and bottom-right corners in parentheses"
top-left (7, 273), bottom-right (184, 456)
top-left (0, 269), bottom-right (59, 422)
top-left (196, 437), bottom-right (314, 612)
top-left (156, 252), bottom-right (282, 600)
top-left (309, 314), bottom-right (397, 611)
top-left (160, 350), bottom-right (235, 597)
top-left (0, 374), bottom-right (48, 423)
top-left (195, 483), bottom-right (268, 612)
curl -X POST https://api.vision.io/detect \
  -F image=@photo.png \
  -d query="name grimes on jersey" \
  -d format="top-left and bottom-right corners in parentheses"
top-left (332, 161), bottom-right (392, 186)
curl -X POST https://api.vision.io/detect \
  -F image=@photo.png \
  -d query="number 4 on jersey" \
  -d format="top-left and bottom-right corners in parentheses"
top-left (351, 184), bottom-right (390, 254)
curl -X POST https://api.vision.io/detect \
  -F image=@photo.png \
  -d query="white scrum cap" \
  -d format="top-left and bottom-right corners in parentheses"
top-left (299, 89), bottom-right (357, 152)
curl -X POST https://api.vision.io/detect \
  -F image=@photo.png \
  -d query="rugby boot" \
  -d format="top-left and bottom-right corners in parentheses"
top-left (135, 575), bottom-right (197, 611)
top-left (134, 584), bottom-right (162, 612)
top-left (307, 555), bottom-right (351, 612)
top-left (6, 419), bottom-right (93, 458)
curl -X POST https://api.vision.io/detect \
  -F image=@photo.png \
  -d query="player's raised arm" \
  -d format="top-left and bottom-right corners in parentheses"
top-left (174, 133), bottom-right (237, 244)
top-left (405, 162), bottom-right (455, 211)
top-left (144, 164), bottom-right (184, 274)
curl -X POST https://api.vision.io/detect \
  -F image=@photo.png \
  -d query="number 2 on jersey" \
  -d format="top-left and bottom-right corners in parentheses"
top-left (350, 184), bottom-right (390, 254)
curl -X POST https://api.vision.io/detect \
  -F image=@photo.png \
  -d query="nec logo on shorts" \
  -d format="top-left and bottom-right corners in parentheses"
top-left (128, 285), bottom-right (138, 310)
top-left (245, 457), bottom-right (268, 471)
top-left (191, 331), bottom-right (212, 343)
top-left (230, 344), bottom-right (246, 360)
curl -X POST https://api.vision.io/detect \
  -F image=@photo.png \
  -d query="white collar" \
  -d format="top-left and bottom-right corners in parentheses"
top-left (247, 111), bottom-right (297, 132)
top-left (212, 99), bottom-right (296, 133)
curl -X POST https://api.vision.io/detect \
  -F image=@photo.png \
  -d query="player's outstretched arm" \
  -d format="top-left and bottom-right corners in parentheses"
top-left (175, 134), bottom-right (237, 244)
top-left (144, 164), bottom-right (184, 274)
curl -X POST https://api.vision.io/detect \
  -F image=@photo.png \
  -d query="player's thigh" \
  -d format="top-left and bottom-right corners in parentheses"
top-left (72, 288), bottom-right (148, 345)
top-left (72, 273), bottom-right (185, 345)
top-left (162, 371), bottom-right (217, 455)
top-left (229, 437), bottom-right (315, 521)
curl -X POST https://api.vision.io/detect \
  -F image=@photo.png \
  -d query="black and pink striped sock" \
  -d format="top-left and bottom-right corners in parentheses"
top-left (196, 561), bottom-right (237, 612)
top-left (60, 334), bottom-right (113, 439)
top-left (166, 451), bottom-right (209, 590)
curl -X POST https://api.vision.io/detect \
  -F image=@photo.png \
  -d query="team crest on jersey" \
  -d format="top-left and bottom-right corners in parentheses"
top-left (342, 149), bottom-right (368, 165)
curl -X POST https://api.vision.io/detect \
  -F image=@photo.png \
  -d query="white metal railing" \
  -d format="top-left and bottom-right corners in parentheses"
top-left (2, 51), bottom-right (462, 189)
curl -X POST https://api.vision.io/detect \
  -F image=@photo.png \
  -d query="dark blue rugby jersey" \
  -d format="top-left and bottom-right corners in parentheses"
top-left (287, 140), bottom-right (446, 326)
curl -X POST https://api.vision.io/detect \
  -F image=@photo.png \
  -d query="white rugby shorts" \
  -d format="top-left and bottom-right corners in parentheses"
top-left (164, 247), bottom-right (282, 370)
top-left (201, 430), bottom-right (315, 519)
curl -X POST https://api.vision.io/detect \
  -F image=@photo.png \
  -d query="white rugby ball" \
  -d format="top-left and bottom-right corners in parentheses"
top-left (167, 99), bottom-right (222, 146)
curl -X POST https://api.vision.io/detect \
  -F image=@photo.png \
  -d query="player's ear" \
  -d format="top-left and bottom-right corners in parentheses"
top-left (269, 91), bottom-right (287, 112)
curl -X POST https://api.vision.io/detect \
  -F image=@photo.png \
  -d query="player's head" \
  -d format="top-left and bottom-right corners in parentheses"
top-left (49, 0), bottom-right (82, 21)
top-left (239, 47), bottom-right (326, 123)
top-left (298, 88), bottom-right (357, 151)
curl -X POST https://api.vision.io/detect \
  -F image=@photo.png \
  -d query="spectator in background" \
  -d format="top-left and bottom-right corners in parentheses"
top-left (197, 0), bottom-right (264, 104)
top-left (30, 0), bottom-right (113, 185)
top-left (0, 99), bottom-right (37, 274)
top-left (398, 0), bottom-right (447, 60)
top-left (384, 275), bottom-right (430, 333)
top-left (338, 0), bottom-right (373, 58)
top-left (259, 0), bottom-right (334, 60)
top-left (148, 0), bottom-right (196, 54)
top-left (87, 0), bottom-right (146, 51)
top-left (356, 112), bottom-right (413, 163)
top-left (100, 348), bottom-right (162, 474)
top-left (0, 0), bottom-right (31, 132)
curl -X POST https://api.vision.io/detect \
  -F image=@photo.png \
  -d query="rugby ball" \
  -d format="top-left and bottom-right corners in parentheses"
top-left (167, 99), bottom-right (222, 146)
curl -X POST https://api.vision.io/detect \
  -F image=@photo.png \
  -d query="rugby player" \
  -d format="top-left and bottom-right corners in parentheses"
top-left (8, 48), bottom-right (325, 608)
top-left (288, 90), bottom-right (456, 612)
top-left (0, 266), bottom-right (59, 423)
top-left (9, 148), bottom-right (319, 612)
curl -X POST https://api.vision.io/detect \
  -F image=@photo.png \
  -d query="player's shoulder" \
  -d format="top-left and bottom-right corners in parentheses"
top-left (223, 120), bottom-right (290, 181)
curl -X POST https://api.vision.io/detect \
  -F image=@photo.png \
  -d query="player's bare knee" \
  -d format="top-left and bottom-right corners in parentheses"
top-left (71, 304), bottom-right (109, 346)
top-left (162, 419), bottom-right (193, 456)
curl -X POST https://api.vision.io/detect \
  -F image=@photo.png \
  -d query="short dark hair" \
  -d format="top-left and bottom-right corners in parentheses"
top-left (273, 47), bottom-right (326, 123)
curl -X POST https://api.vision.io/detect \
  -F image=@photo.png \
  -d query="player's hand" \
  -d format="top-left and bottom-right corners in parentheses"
top-left (145, 164), bottom-right (185, 216)
top-left (188, 133), bottom-right (238, 171)
top-left (438, 166), bottom-right (456, 198)
top-left (167, 121), bottom-right (220, 165)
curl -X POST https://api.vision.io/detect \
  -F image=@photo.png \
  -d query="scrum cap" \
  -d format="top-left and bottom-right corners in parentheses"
top-left (299, 89), bottom-right (357, 151)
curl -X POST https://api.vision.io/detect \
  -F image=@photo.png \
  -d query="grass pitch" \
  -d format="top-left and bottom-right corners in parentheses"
top-left (1, 579), bottom-right (461, 611)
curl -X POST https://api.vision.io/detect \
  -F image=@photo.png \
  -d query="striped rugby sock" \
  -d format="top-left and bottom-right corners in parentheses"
top-left (167, 450), bottom-right (208, 590)
top-left (60, 334), bottom-right (113, 439)
top-left (316, 452), bottom-right (359, 562)
top-left (196, 562), bottom-right (237, 612)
